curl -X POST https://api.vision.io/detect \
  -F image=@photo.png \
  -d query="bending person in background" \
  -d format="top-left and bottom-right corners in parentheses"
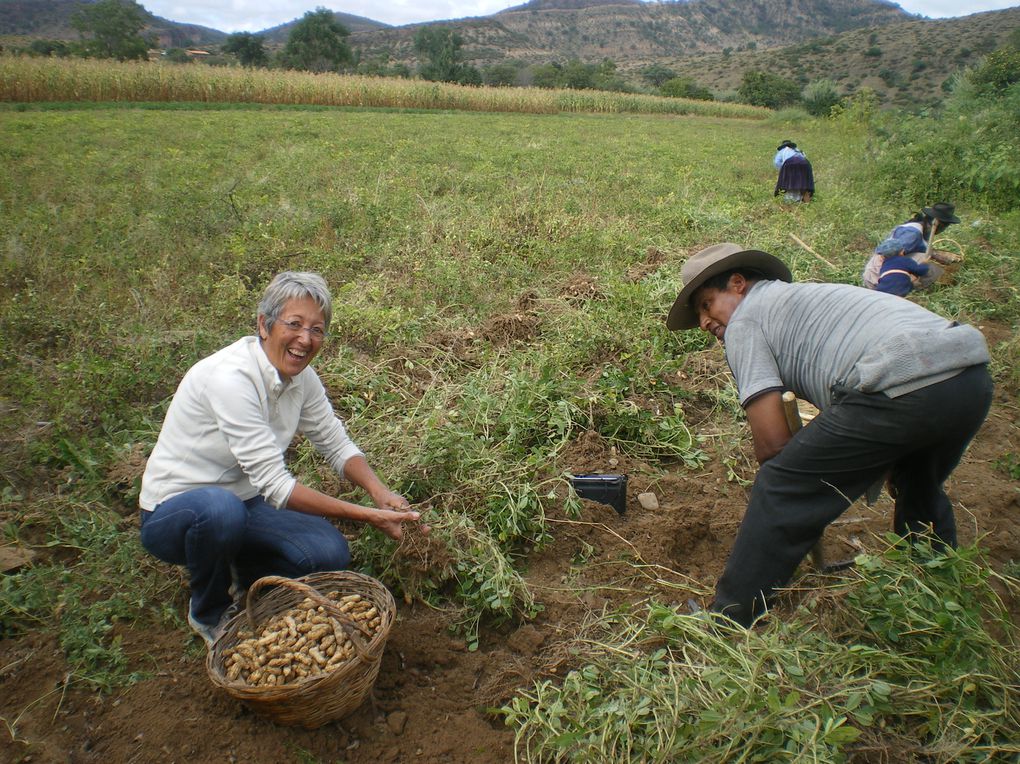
top-left (139, 271), bottom-right (422, 646)
top-left (667, 243), bottom-right (992, 628)
top-left (773, 140), bottom-right (814, 203)
top-left (862, 202), bottom-right (961, 290)
top-left (873, 236), bottom-right (929, 298)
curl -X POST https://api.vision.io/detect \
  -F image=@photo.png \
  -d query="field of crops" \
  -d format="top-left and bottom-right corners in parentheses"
top-left (1, 84), bottom-right (1019, 762)
top-left (0, 56), bottom-right (768, 119)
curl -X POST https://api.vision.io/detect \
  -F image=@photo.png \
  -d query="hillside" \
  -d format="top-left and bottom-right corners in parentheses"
top-left (660, 6), bottom-right (1020, 108)
top-left (259, 12), bottom-right (390, 43)
top-left (347, 0), bottom-right (914, 68)
top-left (3, 0), bottom-right (912, 63)
top-left (0, 0), bottom-right (225, 46)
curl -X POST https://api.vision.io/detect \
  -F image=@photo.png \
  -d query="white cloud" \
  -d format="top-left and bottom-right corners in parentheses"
top-left (895, 0), bottom-right (1020, 18)
top-left (145, 0), bottom-right (512, 31)
top-left (142, 0), bottom-right (1020, 33)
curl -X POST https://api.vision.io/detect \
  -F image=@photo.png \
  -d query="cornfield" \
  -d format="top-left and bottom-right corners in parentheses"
top-left (0, 55), bottom-right (769, 119)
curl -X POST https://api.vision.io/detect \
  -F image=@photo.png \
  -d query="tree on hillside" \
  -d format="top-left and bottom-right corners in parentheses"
top-left (483, 62), bottom-right (521, 87)
top-left (641, 63), bottom-right (677, 88)
top-left (737, 70), bottom-right (801, 109)
top-left (414, 27), bottom-right (481, 85)
top-left (72, 0), bottom-right (153, 62)
top-left (530, 62), bottom-right (562, 89)
top-left (28, 39), bottom-right (72, 58)
top-left (280, 8), bottom-right (351, 73)
top-left (560, 58), bottom-right (595, 90)
top-left (223, 32), bottom-right (268, 68)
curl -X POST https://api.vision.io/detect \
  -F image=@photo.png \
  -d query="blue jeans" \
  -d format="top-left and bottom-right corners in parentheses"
top-left (140, 488), bottom-right (350, 627)
top-left (711, 364), bottom-right (993, 627)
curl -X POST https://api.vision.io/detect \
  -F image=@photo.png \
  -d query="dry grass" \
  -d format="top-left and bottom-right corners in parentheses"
top-left (0, 55), bottom-right (768, 119)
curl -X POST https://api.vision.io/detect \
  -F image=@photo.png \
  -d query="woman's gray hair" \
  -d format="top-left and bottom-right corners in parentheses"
top-left (258, 271), bottom-right (333, 332)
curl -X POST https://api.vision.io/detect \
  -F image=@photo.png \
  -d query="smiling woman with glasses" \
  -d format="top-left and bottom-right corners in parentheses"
top-left (138, 271), bottom-right (424, 648)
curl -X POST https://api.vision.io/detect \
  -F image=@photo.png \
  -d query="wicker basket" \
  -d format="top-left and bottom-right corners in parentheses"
top-left (206, 571), bottom-right (395, 728)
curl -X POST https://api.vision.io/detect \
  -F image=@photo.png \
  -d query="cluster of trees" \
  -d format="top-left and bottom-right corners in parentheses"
top-left (640, 64), bottom-right (714, 100)
top-left (19, 0), bottom-right (155, 62)
top-left (18, 0), bottom-right (1017, 122)
top-left (529, 58), bottom-right (628, 91)
top-left (736, 69), bottom-right (841, 115)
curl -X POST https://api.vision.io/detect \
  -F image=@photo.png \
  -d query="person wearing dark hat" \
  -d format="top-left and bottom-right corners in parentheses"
top-left (773, 140), bottom-right (814, 203)
top-left (667, 243), bottom-right (992, 627)
top-left (862, 203), bottom-right (961, 290)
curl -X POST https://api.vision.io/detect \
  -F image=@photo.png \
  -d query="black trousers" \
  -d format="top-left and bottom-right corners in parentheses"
top-left (711, 364), bottom-right (993, 627)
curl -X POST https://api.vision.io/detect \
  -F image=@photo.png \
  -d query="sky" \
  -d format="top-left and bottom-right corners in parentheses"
top-left (143, 0), bottom-right (1020, 33)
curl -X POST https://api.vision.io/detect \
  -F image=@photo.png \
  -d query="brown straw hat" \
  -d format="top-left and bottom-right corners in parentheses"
top-left (666, 243), bottom-right (792, 330)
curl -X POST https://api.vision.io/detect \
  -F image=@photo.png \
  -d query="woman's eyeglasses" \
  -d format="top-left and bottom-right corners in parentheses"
top-left (277, 319), bottom-right (327, 341)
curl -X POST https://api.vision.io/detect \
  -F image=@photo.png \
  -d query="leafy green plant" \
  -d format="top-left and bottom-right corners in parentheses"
top-left (994, 452), bottom-right (1020, 480)
top-left (504, 542), bottom-right (1020, 762)
top-left (802, 78), bottom-right (841, 116)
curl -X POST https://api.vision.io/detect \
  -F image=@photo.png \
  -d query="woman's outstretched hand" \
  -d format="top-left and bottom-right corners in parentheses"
top-left (370, 506), bottom-right (429, 540)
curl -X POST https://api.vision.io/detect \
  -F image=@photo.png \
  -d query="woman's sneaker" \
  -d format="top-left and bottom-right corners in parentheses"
top-left (187, 597), bottom-right (244, 648)
top-left (187, 607), bottom-right (222, 647)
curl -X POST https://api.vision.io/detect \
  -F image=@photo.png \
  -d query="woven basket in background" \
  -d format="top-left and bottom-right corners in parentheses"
top-left (206, 571), bottom-right (395, 728)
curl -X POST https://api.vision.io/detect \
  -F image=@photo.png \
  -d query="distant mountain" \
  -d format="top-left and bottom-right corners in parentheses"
top-left (259, 12), bottom-right (390, 44)
top-left (0, 0), bottom-right (226, 45)
top-left (347, 0), bottom-right (914, 69)
top-left (502, 0), bottom-right (644, 10)
top-left (0, 0), bottom-right (912, 55)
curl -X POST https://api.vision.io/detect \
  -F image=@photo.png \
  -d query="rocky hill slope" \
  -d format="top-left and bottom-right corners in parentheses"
top-left (348, 0), bottom-right (914, 68)
top-left (661, 6), bottom-right (1020, 108)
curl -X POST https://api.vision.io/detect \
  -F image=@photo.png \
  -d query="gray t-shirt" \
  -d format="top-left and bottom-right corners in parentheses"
top-left (723, 280), bottom-right (990, 410)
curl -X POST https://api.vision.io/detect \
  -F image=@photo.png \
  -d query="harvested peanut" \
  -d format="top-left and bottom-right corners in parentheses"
top-left (221, 590), bottom-right (386, 687)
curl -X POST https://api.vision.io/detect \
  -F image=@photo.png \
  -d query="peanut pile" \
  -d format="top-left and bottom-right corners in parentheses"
top-left (222, 592), bottom-right (382, 686)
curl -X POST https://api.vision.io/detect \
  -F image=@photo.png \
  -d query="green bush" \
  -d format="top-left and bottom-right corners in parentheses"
top-left (659, 76), bottom-right (713, 101)
top-left (801, 78), bottom-right (840, 116)
top-left (968, 48), bottom-right (1020, 96)
top-left (868, 57), bottom-right (1020, 213)
top-left (738, 70), bottom-right (801, 109)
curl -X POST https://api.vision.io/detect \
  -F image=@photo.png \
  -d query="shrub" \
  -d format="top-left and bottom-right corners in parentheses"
top-left (867, 56), bottom-right (1020, 213)
top-left (738, 70), bottom-right (801, 109)
top-left (801, 78), bottom-right (840, 116)
top-left (659, 76), bottom-right (713, 101)
top-left (968, 48), bottom-right (1020, 96)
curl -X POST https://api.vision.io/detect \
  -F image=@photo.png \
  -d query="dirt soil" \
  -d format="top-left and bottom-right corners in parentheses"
top-left (2, 326), bottom-right (1018, 764)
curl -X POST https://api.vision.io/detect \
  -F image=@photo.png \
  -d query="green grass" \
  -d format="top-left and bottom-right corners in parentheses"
top-left (1, 101), bottom-right (1018, 755)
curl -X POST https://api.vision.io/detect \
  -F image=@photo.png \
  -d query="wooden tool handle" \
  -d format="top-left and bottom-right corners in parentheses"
top-left (782, 391), bottom-right (802, 435)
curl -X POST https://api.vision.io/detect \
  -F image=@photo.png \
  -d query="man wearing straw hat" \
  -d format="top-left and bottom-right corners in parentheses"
top-left (667, 243), bottom-right (992, 627)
